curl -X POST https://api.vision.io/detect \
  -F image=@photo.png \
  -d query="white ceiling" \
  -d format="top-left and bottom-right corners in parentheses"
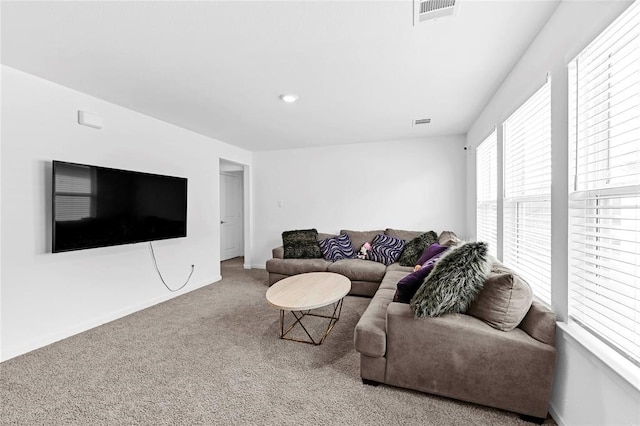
top-left (1, 0), bottom-right (560, 151)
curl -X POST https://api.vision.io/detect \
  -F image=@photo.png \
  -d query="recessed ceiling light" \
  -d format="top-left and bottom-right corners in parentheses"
top-left (279, 93), bottom-right (299, 103)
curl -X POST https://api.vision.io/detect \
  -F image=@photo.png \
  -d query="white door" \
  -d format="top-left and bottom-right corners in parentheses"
top-left (220, 172), bottom-right (244, 261)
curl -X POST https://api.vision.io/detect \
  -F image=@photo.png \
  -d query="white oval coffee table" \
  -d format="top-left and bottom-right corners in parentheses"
top-left (266, 272), bottom-right (351, 345)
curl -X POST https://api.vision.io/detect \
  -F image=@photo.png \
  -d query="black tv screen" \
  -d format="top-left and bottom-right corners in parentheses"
top-left (52, 161), bottom-right (187, 252)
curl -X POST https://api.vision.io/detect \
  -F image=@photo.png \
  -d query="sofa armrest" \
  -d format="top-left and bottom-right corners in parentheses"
top-left (519, 299), bottom-right (556, 346)
top-left (272, 246), bottom-right (284, 259)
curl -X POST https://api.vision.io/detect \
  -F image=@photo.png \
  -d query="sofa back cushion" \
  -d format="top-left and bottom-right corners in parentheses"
top-left (384, 228), bottom-right (424, 241)
top-left (340, 229), bottom-right (384, 253)
top-left (467, 261), bottom-right (533, 331)
top-left (438, 230), bottom-right (461, 246)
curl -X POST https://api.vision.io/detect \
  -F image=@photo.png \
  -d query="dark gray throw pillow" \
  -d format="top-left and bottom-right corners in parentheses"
top-left (398, 231), bottom-right (438, 266)
top-left (282, 229), bottom-right (322, 259)
top-left (410, 241), bottom-right (490, 318)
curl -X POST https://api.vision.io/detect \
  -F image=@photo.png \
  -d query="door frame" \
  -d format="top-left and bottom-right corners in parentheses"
top-left (219, 159), bottom-right (251, 269)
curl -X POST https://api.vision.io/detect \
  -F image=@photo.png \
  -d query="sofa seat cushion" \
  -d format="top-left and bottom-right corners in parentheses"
top-left (265, 258), bottom-right (331, 276)
top-left (379, 271), bottom-right (409, 291)
top-left (386, 263), bottom-right (414, 274)
top-left (354, 288), bottom-right (396, 357)
top-left (327, 258), bottom-right (386, 282)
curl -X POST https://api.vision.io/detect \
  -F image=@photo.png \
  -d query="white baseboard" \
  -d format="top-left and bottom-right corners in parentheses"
top-left (1, 275), bottom-right (221, 362)
top-left (549, 404), bottom-right (565, 426)
top-left (250, 264), bottom-right (266, 269)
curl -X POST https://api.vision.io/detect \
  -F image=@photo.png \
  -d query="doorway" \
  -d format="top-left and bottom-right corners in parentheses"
top-left (219, 160), bottom-right (244, 262)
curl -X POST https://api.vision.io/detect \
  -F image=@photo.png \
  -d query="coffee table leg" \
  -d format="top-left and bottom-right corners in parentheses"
top-left (278, 298), bottom-right (345, 345)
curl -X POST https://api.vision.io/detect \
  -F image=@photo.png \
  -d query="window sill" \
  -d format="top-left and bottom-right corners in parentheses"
top-left (557, 321), bottom-right (640, 392)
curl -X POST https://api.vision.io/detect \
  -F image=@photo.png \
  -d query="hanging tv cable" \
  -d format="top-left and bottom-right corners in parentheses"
top-left (149, 242), bottom-right (194, 292)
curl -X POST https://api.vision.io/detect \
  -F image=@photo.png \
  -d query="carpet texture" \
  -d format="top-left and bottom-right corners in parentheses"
top-left (0, 258), bottom-right (555, 425)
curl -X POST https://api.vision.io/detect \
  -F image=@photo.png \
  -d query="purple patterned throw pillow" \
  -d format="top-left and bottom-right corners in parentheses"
top-left (318, 234), bottom-right (357, 262)
top-left (366, 234), bottom-right (406, 266)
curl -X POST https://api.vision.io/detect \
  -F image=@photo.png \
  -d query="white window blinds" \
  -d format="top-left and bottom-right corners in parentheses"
top-left (503, 80), bottom-right (552, 305)
top-left (568, 0), bottom-right (640, 366)
top-left (476, 130), bottom-right (498, 257)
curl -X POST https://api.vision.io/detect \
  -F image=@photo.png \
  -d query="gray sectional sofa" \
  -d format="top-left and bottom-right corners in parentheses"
top-left (267, 229), bottom-right (418, 296)
top-left (266, 228), bottom-right (557, 420)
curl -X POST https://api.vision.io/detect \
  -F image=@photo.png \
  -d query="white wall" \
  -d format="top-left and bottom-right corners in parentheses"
top-left (0, 66), bottom-right (252, 361)
top-left (465, 1), bottom-right (639, 425)
top-left (251, 136), bottom-right (467, 268)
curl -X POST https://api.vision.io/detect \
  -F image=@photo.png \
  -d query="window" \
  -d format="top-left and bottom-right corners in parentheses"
top-left (568, 0), bottom-right (640, 366)
top-left (476, 130), bottom-right (497, 257)
top-left (503, 80), bottom-right (552, 305)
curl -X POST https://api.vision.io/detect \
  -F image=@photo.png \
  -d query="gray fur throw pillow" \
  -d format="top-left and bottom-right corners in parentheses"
top-left (410, 241), bottom-right (490, 318)
top-left (398, 230), bottom-right (439, 266)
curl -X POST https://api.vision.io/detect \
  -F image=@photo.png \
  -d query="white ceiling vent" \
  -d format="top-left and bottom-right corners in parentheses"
top-left (414, 0), bottom-right (458, 25)
top-left (413, 118), bottom-right (431, 126)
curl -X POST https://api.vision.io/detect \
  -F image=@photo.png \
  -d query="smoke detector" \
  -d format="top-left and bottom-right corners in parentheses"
top-left (414, 0), bottom-right (458, 25)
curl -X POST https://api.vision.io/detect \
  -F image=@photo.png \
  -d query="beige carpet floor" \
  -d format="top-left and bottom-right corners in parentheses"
top-left (0, 258), bottom-right (555, 425)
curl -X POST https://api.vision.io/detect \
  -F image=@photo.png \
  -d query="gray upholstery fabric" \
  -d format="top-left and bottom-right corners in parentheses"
top-left (265, 258), bottom-right (330, 276)
top-left (354, 288), bottom-right (395, 357)
top-left (360, 354), bottom-right (386, 383)
top-left (349, 280), bottom-right (380, 297)
top-left (437, 230), bottom-right (461, 246)
top-left (272, 246), bottom-right (284, 259)
top-left (384, 229), bottom-right (423, 241)
top-left (385, 263), bottom-right (414, 274)
top-left (340, 229), bottom-right (384, 252)
top-left (328, 259), bottom-right (386, 282)
top-left (467, 261), bottom-right (533, 331)
top-left (378, 271), bottom-right (407, 291)
top-left (384, 302), bottom-right (556, 418)
top-left (317, 232), bottom-right (338, 240)
top-left (518, 299), bottom-right (557, 346)
top-left (268, 272), bottom-right (288, 286)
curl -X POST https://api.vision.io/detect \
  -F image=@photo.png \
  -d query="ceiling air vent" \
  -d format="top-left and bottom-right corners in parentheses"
top-left (413, 118), bottom-right (431, 126)
top-left (414, 0), bottom-right (458, 25)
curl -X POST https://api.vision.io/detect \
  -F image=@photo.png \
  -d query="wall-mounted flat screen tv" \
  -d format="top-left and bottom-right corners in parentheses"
top-left (52, 161), bottom-right (187, 252)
